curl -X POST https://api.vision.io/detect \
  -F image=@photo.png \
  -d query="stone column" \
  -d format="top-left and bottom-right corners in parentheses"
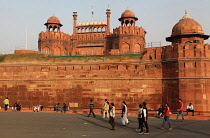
top-left (73, 11), bottom-right (78, 35)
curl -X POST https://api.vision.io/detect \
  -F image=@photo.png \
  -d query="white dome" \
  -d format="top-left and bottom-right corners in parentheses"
top-left (97, 21), bottom-right (101, 24)
top-left (78, 22), bottom-right (81, 26)
top-left (81, 22), bottom-right (85, 25)
top-left (93, 21), bottom-right (97, 25)
top-left (90, 22), bottom-right (93, 25)
top-left (85, 22), bottom-right (89, 25)
top-left (101, 21), bottom-right (106, 24)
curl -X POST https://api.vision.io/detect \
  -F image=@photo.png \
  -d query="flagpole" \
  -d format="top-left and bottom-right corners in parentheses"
top-left (91, 6), bottom-right (94, 22)
top-left (25, 18), bottom-right (28, 50)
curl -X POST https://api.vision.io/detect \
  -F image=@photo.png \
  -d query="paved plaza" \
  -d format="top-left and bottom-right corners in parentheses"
top-left (0, 111), bottom-right (209, 138)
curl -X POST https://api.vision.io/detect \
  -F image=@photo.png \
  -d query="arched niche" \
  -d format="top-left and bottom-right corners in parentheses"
top-left (53, 46), bottom-right (61, 56)
top-left (42, 46), bottom-right (50, 55)
top-left (121, 43), bottom-right (130, 54)
top-left (134, 43), bottom-right (141, 54)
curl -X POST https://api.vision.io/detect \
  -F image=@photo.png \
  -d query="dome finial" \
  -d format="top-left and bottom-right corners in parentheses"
top-left (185, 10), bottom-right (188, 14)
top-left (181, 10), bottom-right (192, 20)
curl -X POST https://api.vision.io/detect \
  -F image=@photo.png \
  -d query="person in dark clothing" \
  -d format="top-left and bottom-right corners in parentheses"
top-left (87, 99), bottom-right (95, 117)
top-left (142, 102), bottom-right (149, 134)
top-left (157, 105), bottom-right (164, 118)
top-left (40, 105), bottom-right (43, 111)
top-left (54, 103), bottom-right (60, 112)
top-left (138, 104), bottom-right (145, 134)
top-left (16, 103), bottom-right (22, 111)
top-left (109, 103), bottom-right (115, 130)
top-left (61, 103), bottom-right (67, 113)
top-left (13, 102), bottom-right (18, 111)
top-left (143, 102), bottom-right (148, 120)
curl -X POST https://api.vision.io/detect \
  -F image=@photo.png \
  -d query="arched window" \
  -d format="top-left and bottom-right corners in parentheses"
top-left (194, 46), bottom-right (196, 57)
top-left (154, 50), bottom-right (157, 59)
top-left (130, 20), bottom-right (134, 26)
top-left (53, 26), bottom-right (57, 32)
top-left (183, 46), bottom-right (186, 57)
top-left (149, 55), bottom-right (152, 60)
top-left (193, 40), bottom-right (200, 43)
top-left (185, 41), bottom-right (192, 43)
top-left (204, 45), bottom-right (206, 57)
top-left (49, 26), bottom-right (53, 31)
top-left (125, 20), bottom-right (129, 26)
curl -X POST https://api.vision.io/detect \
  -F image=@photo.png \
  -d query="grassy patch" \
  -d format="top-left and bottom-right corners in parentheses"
top-left (0, 53), bottom-right (142, 63)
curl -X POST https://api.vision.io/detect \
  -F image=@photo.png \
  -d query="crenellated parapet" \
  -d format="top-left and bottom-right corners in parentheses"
top-left (113, 26), bottom-right (145, 36)
top-left (38, 31), bottom-right (71, 42)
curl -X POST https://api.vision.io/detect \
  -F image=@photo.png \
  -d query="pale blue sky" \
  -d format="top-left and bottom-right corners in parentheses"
top-left (0, 0), bottom-right (210, 54)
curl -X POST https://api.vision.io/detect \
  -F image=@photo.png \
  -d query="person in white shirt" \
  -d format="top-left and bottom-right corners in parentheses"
top-left (186, 103), bottom-right (194, 116)
top-left (109, 103), bottom-right (115, 130)
top-left (138, 104), bottom-right (149, 134)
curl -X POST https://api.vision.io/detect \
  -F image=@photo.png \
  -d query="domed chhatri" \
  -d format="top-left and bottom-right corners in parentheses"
top-left (171, 11), bottom-right (204, 36)
top-left (121, 9), bottom-right (135, 18)
top-left (44, 14), bottom-right (63, 32)
top-left (166, 11), bottom-right (209, 44)
top-left (118, 9), bottom-right (138, 26)
top-left (47, 15), bottom-right (61, 24)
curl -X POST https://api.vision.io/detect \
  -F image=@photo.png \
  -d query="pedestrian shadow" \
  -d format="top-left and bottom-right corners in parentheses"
top-left (172, 120), bottom-right (210, 137)
top-left (78, 114), bottom-right (139, 132)
top-left (78, 117), bottom-right (110, 129)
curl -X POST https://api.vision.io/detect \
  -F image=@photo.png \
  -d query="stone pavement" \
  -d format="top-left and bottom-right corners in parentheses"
top-left (0, 111), bottom-right (209, 138)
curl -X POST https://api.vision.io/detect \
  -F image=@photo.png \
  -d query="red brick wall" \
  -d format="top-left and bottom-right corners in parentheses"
top-left (0, 59), bottom-right (162, 110)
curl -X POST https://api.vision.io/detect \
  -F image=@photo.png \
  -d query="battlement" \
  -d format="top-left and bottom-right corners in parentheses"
top-left (113, 26), bottom-right (146, 36)
top-left (76, 33), bottom-right (106, 41)
top-left (39, 31), bottom-right (71, 41)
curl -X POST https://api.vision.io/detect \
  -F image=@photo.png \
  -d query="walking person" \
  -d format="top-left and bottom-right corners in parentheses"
top-left (142, 102), bottom-right (148, 120)
top-left (161, 103), bottom-right (172, 130)
top-left (102, 99), bottom-right (109, 118)
top-left (121, 101), bottom-right (129, 126)
top-left (3, 97), bottom-right (9, 111)
top-left (87, 99), bottom-right (95, 118)
top-left (137, 104), bottom-right (144, 134)
top-left (142, 102), bottom-right (149, 134)
top-left (109, 103), bottom-right (115, 130)
top-left (176, 99), bottom-right (184, 121)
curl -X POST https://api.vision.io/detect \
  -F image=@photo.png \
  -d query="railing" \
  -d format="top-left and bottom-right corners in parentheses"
top-left (146, 41), bottom-right (161, 47)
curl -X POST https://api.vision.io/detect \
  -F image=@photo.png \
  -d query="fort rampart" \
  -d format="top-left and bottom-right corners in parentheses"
top-left (0, 55), bottom-right (164, 110)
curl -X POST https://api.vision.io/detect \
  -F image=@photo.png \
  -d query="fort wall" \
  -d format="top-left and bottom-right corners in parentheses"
top-left (0, 56), bottom-right (163, 110)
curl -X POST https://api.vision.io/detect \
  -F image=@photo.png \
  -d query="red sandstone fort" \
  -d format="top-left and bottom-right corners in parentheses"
top-left (1, 9), bottom-right (210, 111)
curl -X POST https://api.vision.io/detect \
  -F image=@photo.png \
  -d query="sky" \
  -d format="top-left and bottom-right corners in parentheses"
top-left (0, 0), bottom-right (210, 54)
